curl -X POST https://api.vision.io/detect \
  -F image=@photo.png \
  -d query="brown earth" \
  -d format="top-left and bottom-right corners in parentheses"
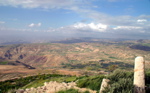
top-left (0, 41), bottom-right (150, 80)
top-left (0, 42), bottom-right (149, 68)
top-left (0, 65), bottom-right (82, 81)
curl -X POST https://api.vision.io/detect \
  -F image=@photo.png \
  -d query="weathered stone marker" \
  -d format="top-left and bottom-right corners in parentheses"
top-left (134, 56), bottom-right (145, 93)
top-left (99, 78), bottom-right (110, 93)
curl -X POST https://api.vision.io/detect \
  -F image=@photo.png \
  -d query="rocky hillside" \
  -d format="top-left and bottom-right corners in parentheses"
top-left (0, 40), bottom-right (150, 70)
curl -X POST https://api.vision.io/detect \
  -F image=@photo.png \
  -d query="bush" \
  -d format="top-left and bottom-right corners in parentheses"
top-left (103, 78), bottom-right (133, 93)
top-left (146, 69), bottom-right (150, 87)
top-left (107, 69), bottom-right (133, 82)
top-left (77, 75), bottom-right (106, 91)
top-left (146, 69), bottom-right (150, 93)
top-left (103, 69), bottom-right (134, 93)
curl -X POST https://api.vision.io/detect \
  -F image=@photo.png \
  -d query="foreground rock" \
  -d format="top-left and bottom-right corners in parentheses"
top-left (16, 81), bottom-right (97, 93)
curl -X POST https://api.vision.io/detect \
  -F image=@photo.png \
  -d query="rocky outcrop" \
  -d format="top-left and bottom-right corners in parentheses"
top-left (99, 79), bottom-right (110, 93)
top-left (16, 81), bottom-right (96, 93)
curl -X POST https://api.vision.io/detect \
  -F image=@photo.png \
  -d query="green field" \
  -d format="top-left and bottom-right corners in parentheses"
top-left (1, 69), bottom-right (150, 93)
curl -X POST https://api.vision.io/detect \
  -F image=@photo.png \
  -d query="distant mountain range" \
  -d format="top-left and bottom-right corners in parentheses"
top-left (0, 37), bottom-right (138, 45)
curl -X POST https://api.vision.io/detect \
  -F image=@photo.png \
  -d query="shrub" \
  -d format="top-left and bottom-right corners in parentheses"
top-left (107, 69), bottom-right (133, 82)
top-left (77, 75), bottom-right (106, 91)
top-left (103, 78), bottom-right (133, 93)
top-left (103, 69), bottom-right (134, 93)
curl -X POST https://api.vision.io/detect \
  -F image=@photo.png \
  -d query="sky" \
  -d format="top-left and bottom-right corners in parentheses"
top-left (0, 0), bottom-right (150, 42)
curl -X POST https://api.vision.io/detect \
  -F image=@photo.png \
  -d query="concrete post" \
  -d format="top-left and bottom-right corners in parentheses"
top-left (99, 78), bottom-right (110, 93)
top-left (134, 56), bottom-right (145, 93)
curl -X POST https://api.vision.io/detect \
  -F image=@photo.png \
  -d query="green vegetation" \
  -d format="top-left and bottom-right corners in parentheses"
top-left (1, 69), bottom-right (150, 93)
top-left (77, 75), bottom-right (106, 91)
top-left (101, 62), bottom-right (133, 70)
top-left (109, 56), bottom-right (117, 59)
top-left (22, 76), bottom-right (76, 89)
top-left (62, 61), bottom-right (133, 71)
top-left (0, 41), bottom-right (150, 70)
top-left (62, 62), bottom-right (102, 71)
top-left (0, 74), bottom-right (78, 93)
top-left (107, 65), bottom-right (118, 72)
top-left (22, 75), bottom-right (78, 89)
top-left (142, 43), bottom-right (150, 47)
top-left (0, 61), bottom-right (9, 65)
top-left (77, 69), bottom-right (150, 93)
top-left (101, 69), bottom-right (150, 93)
top-left (57, 89), bottom-right (90, 93)
top-left (57, 89), bottom-right (79, 93)
top-left (103, 69), bottom-right (134, 93)
top-left (146, 69), bottom-right (150, 87)
top-left (0, 40), bottom-right (150, 92)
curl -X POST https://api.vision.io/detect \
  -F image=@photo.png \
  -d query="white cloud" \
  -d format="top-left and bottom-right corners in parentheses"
top-left (113, 26), bottom-right (142, 30)
top-left (29, 23), bottom-right (35, 27)
top-left (1, 0), bottom-right (149, 28)
top-left (1, 21), bottom-right (150, 40)
top-left (0, 0), bottom-right (150, 39)
top-left (70, 7), bottom-right (137, 26)
top-left (88, 12), bottom-right (133, 26)
top-left (84, 11), bottom-right (150, 31)
top-left (47, 21), bottom-right (149, 37)
top-left (37, 23), bottom-right (41, 26)
top-left (137, 19), bottom-right (147, 23)
top-left (72, 22), bottom-right (108, 32)
top-left (28, 23), bottom-right (41, 27)
top-left (0, 0), bottom-right (83, 9)
top-left (45, 22), bottom-right (108, 33)
top-left (69, 5), bottom-right (150, 28)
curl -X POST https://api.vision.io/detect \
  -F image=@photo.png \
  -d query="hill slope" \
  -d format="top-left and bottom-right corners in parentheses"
top-left (0, 40), bottom-right (150, 70)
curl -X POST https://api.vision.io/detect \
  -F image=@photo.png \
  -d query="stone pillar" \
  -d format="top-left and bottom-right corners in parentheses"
top-left (99, 78), bottom-right (110, 93)
top-left (134, 56), bottom-right (145, 93)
